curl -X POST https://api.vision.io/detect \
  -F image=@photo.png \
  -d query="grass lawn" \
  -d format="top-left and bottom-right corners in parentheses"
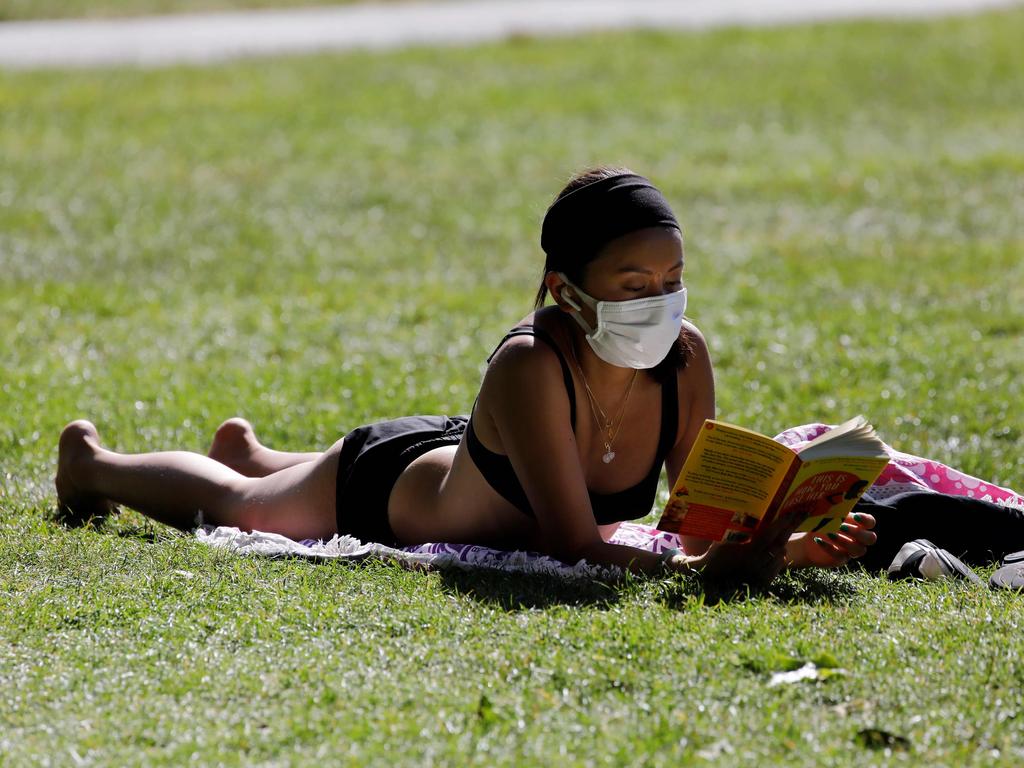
top-left (2, 7), bottom-right (1024, 766)
top-left (0, 0), bottom-right (382, 22)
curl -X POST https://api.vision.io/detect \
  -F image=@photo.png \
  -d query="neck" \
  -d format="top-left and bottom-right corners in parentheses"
top-left (565, 320), bottom-right (638, 390)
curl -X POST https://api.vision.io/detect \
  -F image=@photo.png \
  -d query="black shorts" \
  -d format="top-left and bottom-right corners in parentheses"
top-left (335, 415), bottom-right (468, 546)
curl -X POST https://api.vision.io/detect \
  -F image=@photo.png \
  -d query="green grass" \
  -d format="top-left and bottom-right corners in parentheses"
top-left (0, 0), bottom-right (382, 22)
top-left (2, 8), bottom-right (1024, 766)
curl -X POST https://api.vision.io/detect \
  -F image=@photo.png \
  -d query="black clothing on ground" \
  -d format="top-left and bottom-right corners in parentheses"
top-left (853, 491), bottom-right (1024, 570)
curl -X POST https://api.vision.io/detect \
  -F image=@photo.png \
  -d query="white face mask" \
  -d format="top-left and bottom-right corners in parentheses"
top-left (556, 273), bottom-right (687, 369)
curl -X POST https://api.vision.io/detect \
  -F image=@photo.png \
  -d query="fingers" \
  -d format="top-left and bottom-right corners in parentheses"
top-left (812, 534), bottom-right (852, 565)
top-left (807, 513), bottom-right (879, 563)
top-left (847, 511), bottom-right (876, 530)
top-left (839, 522), bottom-right (877, 547)
top-left (817, 529), bottom-right (871, 560)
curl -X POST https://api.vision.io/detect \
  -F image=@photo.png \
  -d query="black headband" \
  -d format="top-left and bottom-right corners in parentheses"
top-left (540, 173), bottom-right (680, 262)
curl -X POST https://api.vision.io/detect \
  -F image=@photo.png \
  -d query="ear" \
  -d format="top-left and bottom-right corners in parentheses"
top-left (544, 272), bottom-right (577, 314)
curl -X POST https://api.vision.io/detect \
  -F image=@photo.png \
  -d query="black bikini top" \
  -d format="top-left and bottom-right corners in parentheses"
top-left (465, 324), bottom-right (679, 524)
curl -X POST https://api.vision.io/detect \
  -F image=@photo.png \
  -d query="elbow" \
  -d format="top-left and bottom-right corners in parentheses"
top-left (543, 536), bottom-right (605, 566)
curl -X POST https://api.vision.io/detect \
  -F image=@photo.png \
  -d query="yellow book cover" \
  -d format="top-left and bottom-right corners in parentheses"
top-left (770, 455), bottom-right (890, 534)
top-left (657, 417), bottom-right (889, 543)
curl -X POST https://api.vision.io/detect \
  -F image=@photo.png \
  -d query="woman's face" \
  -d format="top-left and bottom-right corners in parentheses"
top-left (579, 226), bottom-right (685, 303)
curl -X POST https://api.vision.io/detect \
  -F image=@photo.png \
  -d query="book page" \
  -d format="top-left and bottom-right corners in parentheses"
top-left (658, 420), bottom-right (798, 542)
top-left (796, 415), bottom-right (889, 461)
top-left (774, 455), bottom-right (889, 534)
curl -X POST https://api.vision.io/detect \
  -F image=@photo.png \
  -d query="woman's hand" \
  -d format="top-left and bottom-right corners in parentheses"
top-left (696, 540), bottom-right (788, 584)
top-left (784, 512), bottom-right (877, 569)
top-left (680, 516), bottom-right (799, 585)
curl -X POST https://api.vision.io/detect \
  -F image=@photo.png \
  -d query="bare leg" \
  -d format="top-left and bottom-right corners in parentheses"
top-left (56, 420), bottom-right (340, 540)
top-left (208, 418), bottom-right (321, 478)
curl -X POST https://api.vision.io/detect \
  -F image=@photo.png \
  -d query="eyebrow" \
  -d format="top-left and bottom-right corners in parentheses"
top-left (616, 260), bottom-right (685, 275)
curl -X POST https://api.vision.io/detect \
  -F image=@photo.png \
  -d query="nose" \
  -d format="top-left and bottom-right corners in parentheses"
top-left (640, 274), bottom-right (674, 298)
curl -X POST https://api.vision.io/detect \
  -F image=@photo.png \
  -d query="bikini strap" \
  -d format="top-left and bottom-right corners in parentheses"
top-left (487, 325), bottom-right (576, 429)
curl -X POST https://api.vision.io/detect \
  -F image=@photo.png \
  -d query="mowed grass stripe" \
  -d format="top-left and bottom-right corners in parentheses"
top-left (1, 10), bottom-right (1023, 766)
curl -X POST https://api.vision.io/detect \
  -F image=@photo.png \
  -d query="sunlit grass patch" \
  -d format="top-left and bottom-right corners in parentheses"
top-left (2, 8), bottom-right (1024, 766)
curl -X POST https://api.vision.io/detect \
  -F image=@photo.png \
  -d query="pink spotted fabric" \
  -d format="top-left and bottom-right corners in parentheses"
top-left (773, 423), bottom-right (1024, 507)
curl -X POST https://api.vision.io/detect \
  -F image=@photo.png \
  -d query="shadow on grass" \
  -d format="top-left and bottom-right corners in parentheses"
top-left (435, 565), bottom-right (861, 612)
top-left (113, 523), bottom-right (166, 544)
top-left (49, 505), bottom-right (186, 545)
top-left (50, 508), bottom-right (864, 609)
top-left (437, 568), bottom-right (624, 610)
top-left (650, 568), bottom-right (861, 610)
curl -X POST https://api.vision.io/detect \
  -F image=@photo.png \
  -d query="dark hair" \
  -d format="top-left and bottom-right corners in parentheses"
top-left (533, 166), bottom-right (634, 309)
top-left (534, 166), bottom-right (695, 379)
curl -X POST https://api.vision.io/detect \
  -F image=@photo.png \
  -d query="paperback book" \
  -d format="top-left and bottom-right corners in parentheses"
top-left (657, 417), bottom-right (889, 543)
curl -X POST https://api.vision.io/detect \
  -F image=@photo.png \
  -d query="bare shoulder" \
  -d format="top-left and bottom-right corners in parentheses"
top-left (481, 333), bottom-right (569, 419)
top-left (682, 319), bottom-right (710, 355)
top-left (484, 307), bottom-right (570, 385)
top-left (678, 320), bottom-right (714, 387)
top-left (672, 319), bottom-right (716, 450)
top-left (484, 326), bottom-right (563, 382)
top-left (475, 310), bottom-right (574, 438)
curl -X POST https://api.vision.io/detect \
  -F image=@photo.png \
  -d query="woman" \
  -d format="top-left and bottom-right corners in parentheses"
top-left (55, 168), bottom-right (877, 581)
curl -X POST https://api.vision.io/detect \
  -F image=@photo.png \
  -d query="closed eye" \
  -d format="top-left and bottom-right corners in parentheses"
top-left (624, 281), bottom-right (684, 293)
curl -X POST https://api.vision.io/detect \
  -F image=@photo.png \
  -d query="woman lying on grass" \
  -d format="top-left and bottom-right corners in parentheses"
top-left (55, 167), bottom-right (877, 582)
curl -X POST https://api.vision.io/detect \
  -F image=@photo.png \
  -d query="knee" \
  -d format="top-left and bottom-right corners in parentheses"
top-left (214, 478), bottom-right (268, 531)
top-left (227, 495), bottom-right (279, 533)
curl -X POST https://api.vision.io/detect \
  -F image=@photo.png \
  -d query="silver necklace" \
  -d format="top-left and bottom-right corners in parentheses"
top-left (569, 344), bottom-right (638, 464)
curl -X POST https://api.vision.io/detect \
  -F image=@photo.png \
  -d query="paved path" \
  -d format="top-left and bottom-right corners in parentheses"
top-left (0, 0), bottom-right (1019, 68)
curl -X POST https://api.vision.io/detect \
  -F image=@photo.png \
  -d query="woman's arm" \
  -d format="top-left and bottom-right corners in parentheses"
top-left (658, 325), bottom-right (875, 572)
top-left (660, 324), bottom-right (794, 581)
top-left (479, 337), bottom-right (698, 575)
top-left (480, 328), bottom-right (785, 580)
top-left (483, 338), bottom-right (627, 561)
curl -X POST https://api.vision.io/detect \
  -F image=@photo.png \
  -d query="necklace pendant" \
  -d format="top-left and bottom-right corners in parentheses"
top-left (602, 450), bottom-right (616, 464)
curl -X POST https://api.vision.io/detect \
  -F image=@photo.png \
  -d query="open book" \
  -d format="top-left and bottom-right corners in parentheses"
top-left (656, 417), bottom-right (889, 543)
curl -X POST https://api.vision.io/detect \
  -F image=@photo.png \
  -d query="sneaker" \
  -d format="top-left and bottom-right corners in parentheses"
top-left (887, 539), bottom-right (983, 585)
top-left (989, 550), bottom-right (1024, 591)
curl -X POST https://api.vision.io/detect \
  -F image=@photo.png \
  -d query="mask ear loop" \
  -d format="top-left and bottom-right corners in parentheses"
top-left (555, 272), bottom-right (584, 312)
top-left (555, 274), bottom-right (597, 336)
top-left (560, 287), bottom-right (583, 313)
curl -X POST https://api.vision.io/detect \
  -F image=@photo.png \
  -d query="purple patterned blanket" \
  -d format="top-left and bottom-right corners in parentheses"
top-left (195, 423), bottom-right (1022, 577)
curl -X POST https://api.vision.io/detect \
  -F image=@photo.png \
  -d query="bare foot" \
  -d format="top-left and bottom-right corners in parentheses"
top-left (55, 420), bottom-right (115, 526)
top-left (208, 417), bottom-right (262, 476)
